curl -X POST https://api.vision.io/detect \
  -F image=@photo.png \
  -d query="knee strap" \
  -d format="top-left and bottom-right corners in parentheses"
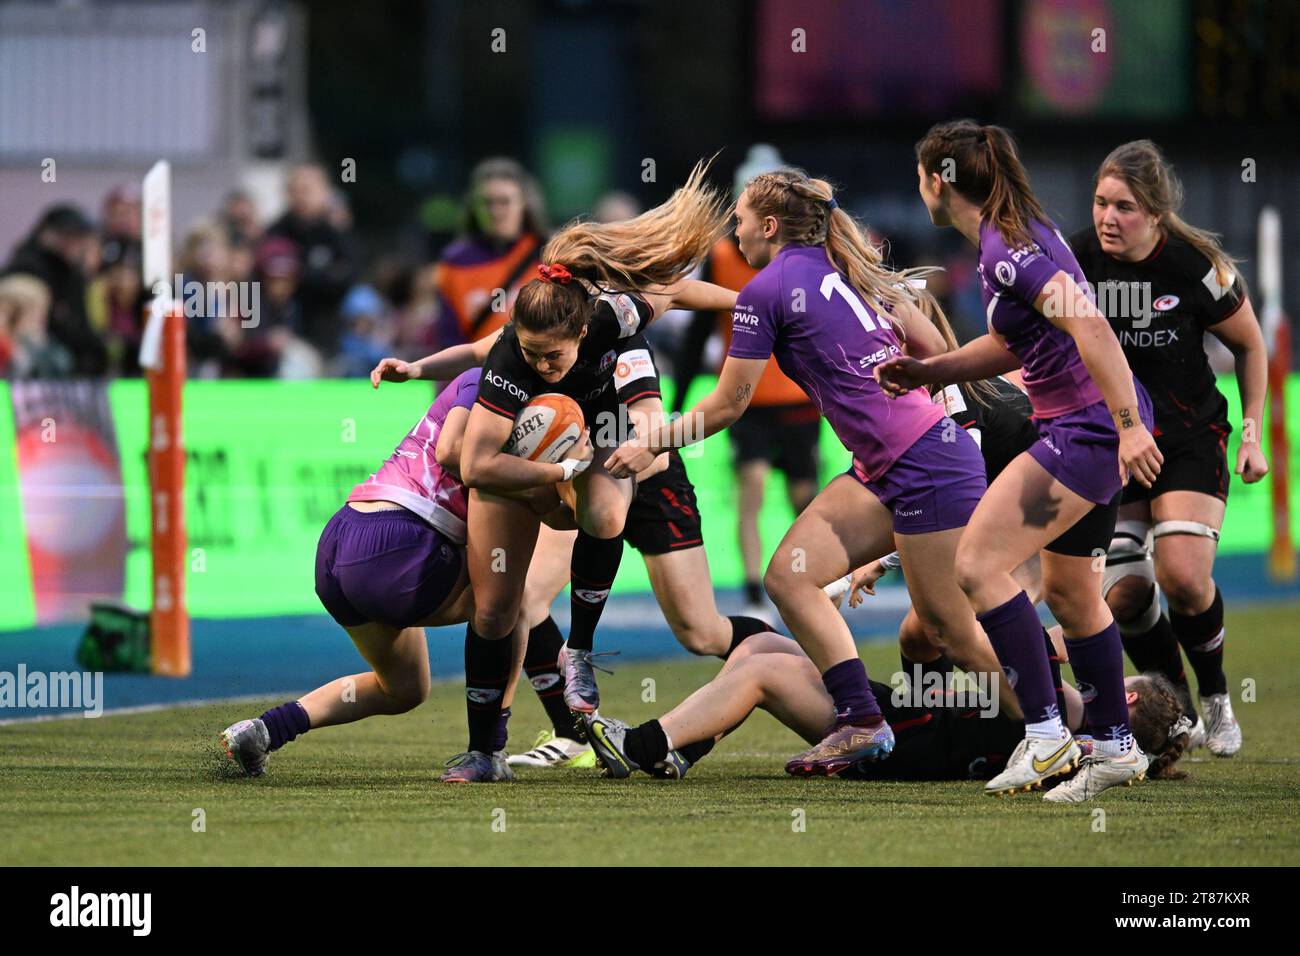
top-left (1103, 521), bottom-right (1154, 599)
top-left (1153, 520), bottom-right (1220, 543)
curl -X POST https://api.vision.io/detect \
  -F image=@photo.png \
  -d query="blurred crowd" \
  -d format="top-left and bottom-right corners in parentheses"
top-left (0, 154), bottom-right (987, 382)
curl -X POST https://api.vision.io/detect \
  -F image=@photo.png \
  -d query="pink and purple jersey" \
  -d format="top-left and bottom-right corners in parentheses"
top-left (978, 218), bottom-right (1104, 419)
top-left (728, 244), bottom-right (943, 481)
top-left (347, 368), bottom-right (480, 544)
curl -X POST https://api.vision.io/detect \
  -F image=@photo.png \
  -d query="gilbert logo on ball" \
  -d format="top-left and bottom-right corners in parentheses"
top-left (504, 394), bottom-right (585, 463)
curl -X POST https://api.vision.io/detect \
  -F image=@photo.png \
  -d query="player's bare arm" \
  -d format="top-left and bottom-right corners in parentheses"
top-left (1209, 298), bottom-right (1270, 482)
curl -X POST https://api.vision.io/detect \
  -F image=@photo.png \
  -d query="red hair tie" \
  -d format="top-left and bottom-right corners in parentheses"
top-left (538, 263), bottom-right (573, 284)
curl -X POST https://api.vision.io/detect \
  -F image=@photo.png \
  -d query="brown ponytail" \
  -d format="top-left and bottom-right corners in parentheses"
top-left (1129, 673), bottom-right (1190, 780)
top-left (916, 120), bottom-right (1050, 250)
top-left (742, 167), bottom-right (938, 334)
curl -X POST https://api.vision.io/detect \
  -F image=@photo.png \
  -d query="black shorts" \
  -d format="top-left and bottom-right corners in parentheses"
top-left (624, 453), bottom-right (704, 555)
top-left (1045, 492), bottom-right (1121, 557)
top-left (729, 402), bottom-right (821, 484)
top-left (1121, 421), bottom-right (1231, 505)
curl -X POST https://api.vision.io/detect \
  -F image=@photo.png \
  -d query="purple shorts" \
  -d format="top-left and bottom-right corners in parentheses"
top-left (1028, 387), bottom-right (1155, 506)
top-left (315, 505), bottom-right (464, 628)
top-left (851, 418), bottom-right (987, 535)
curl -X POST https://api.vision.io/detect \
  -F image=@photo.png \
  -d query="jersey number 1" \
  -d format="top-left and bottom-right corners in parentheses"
top-left (820, 272), bottom-right (878, 333)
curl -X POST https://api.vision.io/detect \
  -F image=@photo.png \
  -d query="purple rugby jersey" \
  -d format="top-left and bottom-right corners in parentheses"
top-left (978, 218), bottom-right (1104, 419)
top-left (728, 244), bottom-right (943, 481)
top-left (347, 368), bottom-right (481, 543)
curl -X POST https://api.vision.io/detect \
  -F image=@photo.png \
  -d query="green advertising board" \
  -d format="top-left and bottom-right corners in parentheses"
top-left (0, 374), bottom-right (1296, 631)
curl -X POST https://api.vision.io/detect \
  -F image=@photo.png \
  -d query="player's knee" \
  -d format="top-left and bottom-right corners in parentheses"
top-left (762, 564), bottom-right (797, 606)
top-left (673, 622), bottom-right (720, 656)
top-left (953, 543), bottom-right (986, 600)
top-left (472, 608), bottom-right (517, 642)
top-left (899, 616), bottom-right (938, 660)
top-left (383, 673), bottom-right (430, 713)
top-left (1105, 575), bottom-right (1153, 625)
top-left (1043, 580), bottom-right (1101, 633)
top-left (1156, 567), bottom-right (1212, 615)
top-left (580, 509), bottom-right (626, 540)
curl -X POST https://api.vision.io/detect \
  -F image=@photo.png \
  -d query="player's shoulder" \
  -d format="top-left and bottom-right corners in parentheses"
top-left (591, 290), bottom-right (650, 337)
top-left (1067, 225), bottom-right (1103, 263)
top-left (452, 367), bottom-right (483, 391)
top-left (1157, 231), bottom-right (1227, 281)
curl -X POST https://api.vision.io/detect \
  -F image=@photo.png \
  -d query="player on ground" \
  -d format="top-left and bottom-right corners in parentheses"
top-left (878, 120), bottom-right (1162, 801)
top-left (503, 475), bottom-right (774, 770)
top-left (219, 369), bottom-right (501, 776)
top-left (1072, 140), bottom-right (1266, 756)
top-left (585, 633), bottom-right (1189, 784)
top-left (608, 167), bottom-right (1017, 778)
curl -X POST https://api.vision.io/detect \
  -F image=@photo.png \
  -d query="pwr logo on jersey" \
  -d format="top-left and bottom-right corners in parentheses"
top-left (614, 348), bottom-right (655, 388)
top-left (1153, 295), bottom-right (1180, 312)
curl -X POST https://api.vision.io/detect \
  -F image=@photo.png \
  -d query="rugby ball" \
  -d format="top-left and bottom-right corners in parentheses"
top-left (503, 393), bottom-right (584, 463)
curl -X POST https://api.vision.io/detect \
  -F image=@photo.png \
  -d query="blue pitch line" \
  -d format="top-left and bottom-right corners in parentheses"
top-left (0, 553), bottom-right (1297, 722)
top-left (0, 590), bottom-right (903, 722)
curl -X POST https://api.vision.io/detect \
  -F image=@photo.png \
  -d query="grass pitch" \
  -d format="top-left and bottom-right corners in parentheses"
top-left (3, 603), bottom-right (1298, 866)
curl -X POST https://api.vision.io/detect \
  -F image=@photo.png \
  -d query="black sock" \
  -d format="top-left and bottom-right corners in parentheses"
top-left (677, 736), bottom-right (716, 765)
top-left (464, 624), bottom-right (512, 753)
top-left (568, 531), bottom-right (623, 652)
top-left (1042, 628), bottom-right (1068, 722)
top-left (1170, 587), bottom-right (1227, 697)
top-left (724, 615), bottom-right (771, 659)
top-left (523, 616), bottom-right (581, 741)
top-left (622, 719), bottom-right (669, 770)
top-left (1120, 607), bottom-right (1195, 717)
top-left (744, 580), bottom-right (764, 605)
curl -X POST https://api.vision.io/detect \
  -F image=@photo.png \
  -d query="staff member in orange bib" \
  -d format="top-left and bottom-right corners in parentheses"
top-left (674, 146), bottom-right (821, 619)
top-left (433, 157), bottom-right (549, 349)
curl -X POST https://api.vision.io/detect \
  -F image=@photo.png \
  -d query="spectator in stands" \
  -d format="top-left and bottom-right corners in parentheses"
top-left (264, 164), bottom-right (358, 357)
top-left (101, 184), bottom-right (142, 247)
top-left (87, 240), bottom-right (145, 377)
top-left (593, 190), bottom-right (641, 224)
top-left (221, 189), bottom-right (263, 247)
top-left (334, 284), bottom-right (393, 378)
top-left (3, 205), bottom-right (106, 376)
top-left (432, 157), bottom-right (548, 348)
top-left (0, 274), bottom-right (72, 379)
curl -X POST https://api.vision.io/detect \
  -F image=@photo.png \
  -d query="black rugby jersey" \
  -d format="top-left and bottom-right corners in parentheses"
top-left (1070, 228), bottom-right (1244, 438)
top-left (476, 291), bottom-right (662, 420)
top-left (936, 377), bottom-right (1038, 481)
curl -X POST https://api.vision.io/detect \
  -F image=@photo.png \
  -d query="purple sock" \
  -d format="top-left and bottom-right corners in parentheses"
top-left (821, 658), bottom-right (882, 726)
top-left (976, 591), bottom-right (1059, 725)
top-left (260, 701), bottom-right (310, 751)
top-left (1066, 621), bottom-right (1132, 743)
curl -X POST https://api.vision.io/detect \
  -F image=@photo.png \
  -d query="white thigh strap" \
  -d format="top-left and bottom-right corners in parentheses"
top-left (1153, 520), bottom-right (1221, 542)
